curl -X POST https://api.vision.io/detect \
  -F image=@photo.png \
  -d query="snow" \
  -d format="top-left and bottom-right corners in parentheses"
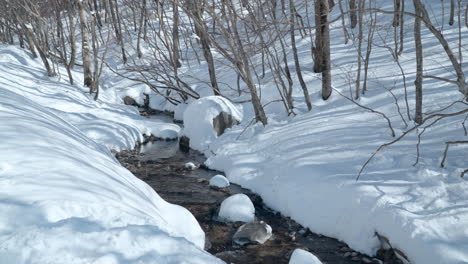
top-left (0, 45), bottom-right (222, 264)
top-left (183, 96), bottom-right (243, 152)
top-left (209, 175), bottom-right (230, 188)
top-left (289, 249), bottom-right (323, 264)
top-left (218, 194), bottom-right (255, 223)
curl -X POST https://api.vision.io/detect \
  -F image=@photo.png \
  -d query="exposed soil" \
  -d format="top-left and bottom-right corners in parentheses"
top-left (115, 114), bottom-right (404, 264)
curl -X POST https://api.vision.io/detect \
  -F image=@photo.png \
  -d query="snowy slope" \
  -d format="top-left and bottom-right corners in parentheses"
top-left (0, 45), bottom-right (222, 264)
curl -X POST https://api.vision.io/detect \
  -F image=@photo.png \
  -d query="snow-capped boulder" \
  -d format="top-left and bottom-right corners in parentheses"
top-left (183, 96), bottom-right (243, 151)
top-left (185, 162), bottom-right (197, 170)
top-left (218, 194), bottom-right (255, 223)
top-left (289, 249), bottom-right (323, 264)
top-left (209, 175), bottom-right (230, 188)
top-left (233, 221), bottom-right (272, 245)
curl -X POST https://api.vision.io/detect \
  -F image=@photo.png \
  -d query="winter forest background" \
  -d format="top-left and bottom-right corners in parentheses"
top-left (0, 0), bottom-right (467, 263)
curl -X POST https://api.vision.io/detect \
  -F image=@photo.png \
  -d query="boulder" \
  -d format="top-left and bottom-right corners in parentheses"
top-left (123, 96), bottom-right (138, 106)
top-left (213, 111), bottom-right (240, 136)
top-left (233, 221), bottom-right (272, 246)
top-left (179, 136), bottom-right (190, 152)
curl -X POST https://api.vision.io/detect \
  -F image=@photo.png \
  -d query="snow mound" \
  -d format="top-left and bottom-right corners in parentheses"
top-left (183, 96), bottom-right (243, 151)
top-left (218, 194), bottom-right (255, 223)
top-left (289, 249), bottom-right (323, 264)
top-left (209, 175), bottom-right (230, 188)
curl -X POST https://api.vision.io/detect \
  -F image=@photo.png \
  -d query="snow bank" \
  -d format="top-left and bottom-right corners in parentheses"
top-left (183, 96), bottom-right (243, 152)
top-left (289, 249), bottom-right (323, 264)
top-left (0, 46), bottom-right (221, 264)
top-left (218, 194), bottom-right (255, 223)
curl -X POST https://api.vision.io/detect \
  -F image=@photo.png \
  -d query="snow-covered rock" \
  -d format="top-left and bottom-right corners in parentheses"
top-left (289, 249), bottom-right (323, 264)
top-left (185, 162), bottom-right (198, 170)
top-left (233, 221), bottom-right (272, 245)
top-left (209, 175), bottom-right (230, 188)
top-left (218, 194), bottom-right (255, 223)
top-left (183, 96), bottom-right (243, 151)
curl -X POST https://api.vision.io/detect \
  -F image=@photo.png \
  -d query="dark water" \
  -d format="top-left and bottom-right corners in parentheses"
top-left (116, 114), bottom-right (403, 264)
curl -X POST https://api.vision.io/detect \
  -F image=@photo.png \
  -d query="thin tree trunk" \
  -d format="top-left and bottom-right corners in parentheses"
top-left (172, 0), bottom-right (181, 68)
top-left (67, 2), bottom-right (76, 69)
top-left (77, 0), bottom-right (93, 88)
top-left (449, 0), bottom-right (455, 25)
top-left (290, 0), bottom-right (311, 110)
top-left (349, 0), bottom-right (357, 28)
top-left (315, 0), bottom-right (332, 100)
top-left (338, 0), bottom-right (349, 44)
top-left (414, 0), bottom-right (423, 124)
top-left (355, 0), bottom-right (364, 99)
top-left (397, 0), bottom-right (405, 55)
top-left (136, 0), bottom-right (146, 58)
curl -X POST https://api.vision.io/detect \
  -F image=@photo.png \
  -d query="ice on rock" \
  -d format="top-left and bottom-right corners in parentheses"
top-left (209, 175), bottom-right (230, 188)
top-left (185, 162), bottom-right (197, 170)
top-left (218, 194), bottom-right (255, 223)
top-left (289, 249), bottom-right (323, 264)
top-left (233, 221), bottom-right (272, 245)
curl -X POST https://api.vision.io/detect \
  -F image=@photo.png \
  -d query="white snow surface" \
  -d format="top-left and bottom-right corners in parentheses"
top-left (0, 46), bottom-right (222, 264)
top-left (183, 96), bottom-right (243, 151)
top-left (218, 194), bottom-right (255, 223)
top-left (209, 175), bottom-right (230, 188)
top-left (289, 249), bottom-right (323, 264)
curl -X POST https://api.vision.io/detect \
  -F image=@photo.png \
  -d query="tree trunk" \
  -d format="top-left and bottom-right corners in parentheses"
top-left (349, 0), bottom-right (357, 28)
top-left (414, 0), bottom-right (423, 124)
top-left (67, 1), bottom-right (76, 69)
top-left (136, 0), bottom-right (146, 58)
top-left (449, 0), bottom-right (455, 25)
top-left (172, 0), bottom-right (181, 68)
top-left (315, 0), bottom-right (332, 100)
top-left (77, 0), bottom-right (93, 88)
top-left (290, 0), bottom-right (311, 110)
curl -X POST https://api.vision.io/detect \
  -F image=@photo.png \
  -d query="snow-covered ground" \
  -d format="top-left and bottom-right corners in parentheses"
top-left (0, 45), bottom-right (222, 264)
top-left (125, 1), bottom-right (468, 263)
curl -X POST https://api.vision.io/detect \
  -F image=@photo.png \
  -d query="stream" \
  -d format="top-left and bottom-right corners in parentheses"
top-left (116, 112), bottom-right (403, 264)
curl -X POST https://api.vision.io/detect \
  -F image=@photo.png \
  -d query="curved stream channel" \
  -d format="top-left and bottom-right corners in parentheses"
top-left (116, 113), bottom-right (402, 264)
